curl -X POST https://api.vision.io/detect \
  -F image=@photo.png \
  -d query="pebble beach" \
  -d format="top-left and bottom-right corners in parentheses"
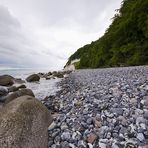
top-left (46, 66), bottom-right (148, 148)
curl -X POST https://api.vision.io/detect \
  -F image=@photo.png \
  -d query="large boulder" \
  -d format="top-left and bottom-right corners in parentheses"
top-left (0, 95), bottom-right (52, 148)
top-left (0, 75), bottom-right (14, 86)
top-left (26, 74), bottom-right (40, 82)
top-left (4, 88), bottom-right (35, 104)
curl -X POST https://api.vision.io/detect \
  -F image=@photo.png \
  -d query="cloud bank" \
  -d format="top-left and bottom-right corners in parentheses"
top-left (0, 0), bottom-right (122, 70)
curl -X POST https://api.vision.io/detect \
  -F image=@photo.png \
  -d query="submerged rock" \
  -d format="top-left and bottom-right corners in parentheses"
top-left (0, 86), bottom-right (8, 97)
top-left (26, 74), bottom-right (40, 82)
top-left (0, 95), bottom-right (53, 148)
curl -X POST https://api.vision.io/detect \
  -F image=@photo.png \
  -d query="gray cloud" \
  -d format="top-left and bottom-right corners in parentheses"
top-left (0, 0), bottom-right (122, 70)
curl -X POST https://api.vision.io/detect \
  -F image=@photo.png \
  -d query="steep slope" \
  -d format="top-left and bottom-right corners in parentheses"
top-left (66, 0), bottom-right (148, 69)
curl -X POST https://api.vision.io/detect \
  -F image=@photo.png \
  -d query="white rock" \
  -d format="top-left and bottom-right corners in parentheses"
top-left (88, 143), bottom-right (93, 148)
top-left (69, 143), bottom-right (75, 148)
top-left (48, 122), bottom-right (56, 130)
top-left (137, 133), bottom-right (144, 141)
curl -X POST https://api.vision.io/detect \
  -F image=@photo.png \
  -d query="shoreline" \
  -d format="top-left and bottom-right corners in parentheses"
top-left (0, 66), bottom-right (148, 147)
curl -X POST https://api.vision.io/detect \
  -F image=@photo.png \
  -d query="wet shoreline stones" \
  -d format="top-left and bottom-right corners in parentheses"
top-left (45, 66), bottom-right (148, 148)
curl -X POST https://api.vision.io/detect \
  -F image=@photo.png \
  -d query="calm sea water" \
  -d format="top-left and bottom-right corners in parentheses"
top-left (0, 68), bottom-right (61, 100)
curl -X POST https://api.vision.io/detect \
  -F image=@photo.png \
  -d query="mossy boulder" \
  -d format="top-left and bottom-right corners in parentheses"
top-left (26, 74), bottom-right (40, 82)
top-left (0, 95), bottom-right (52, 148)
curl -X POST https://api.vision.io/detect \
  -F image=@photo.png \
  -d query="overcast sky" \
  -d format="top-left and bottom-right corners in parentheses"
top-left (0, 0), bottom-right (122, 70)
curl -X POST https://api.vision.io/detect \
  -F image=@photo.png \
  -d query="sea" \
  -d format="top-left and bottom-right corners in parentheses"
top-left (0, 68), bottom-right (61, 100)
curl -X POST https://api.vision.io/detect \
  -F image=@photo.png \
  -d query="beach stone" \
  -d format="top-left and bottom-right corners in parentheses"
top-left (111, 108), bottom-right (124, 116)
top-left (78, 140), bottom-right (86, 147)
top-left (137, 133), bottom-right (145, 141)
top-left (17, 84), bottom-right (26, 89)
top-left (143, 110), bottom-right (148, 119)
top-left (8, 86), bottom-right (18, 92)
top-left (54, 135), bottom-right (61, 143)
top-left (61, 141), bottom-right (69, 148)
top-left (61, 131), bottom-right (71, 141)
top-left (93, 119), bottom-right (102, 128)
top-left (88, 143), bottom-right (93, 148)
top-left (0, 86), bottom-right (8, 97)
top-left (61, 123), bottom-right (68, 130)
top-left (143, 96), bottom-right (148, 106)
top-left (4, 88), bottom-right (35, 104)
top-left (48, 122), bottom-right (57, 131)
top-left (87, 133), bottom-right (97, 144)
top-left (0, 95), bottom-right (52, 148)
top-left (87, 117), bottom-right (93, 125)
top-left (15, 78), bottom-right (25, 84)
top-left (143, 131), bottom-right (148, 139)
top-left (69, 143), bottom-right (75, 148)
top-left (48, 140), bottom-right (54, 147)
top-left (53, 72), bottom-right (64, 78)
top-left (0, 75), bottom-right (14, 86)
top-left (26, 74), bottom-right (40, 82)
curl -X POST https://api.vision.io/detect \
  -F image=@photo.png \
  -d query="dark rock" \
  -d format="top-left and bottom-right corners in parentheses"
top-left (15, 78), bottom-right (25, 84)
top-left (0, 86), bottom-right (8, 97)
top-left (17, 84), bottom-right (26, 89)
top-left (48, 72), bottom-right (52, 75)
top-left (53, 72), bottom-right (64, 78)
top-left (0, 75), bottom-right (14, 86)
top-left (46, 76), bottom-right (51, 80)
top-left (26, 74), bottom-right (40, 82)
top-left (0, 95), bottom-right (53, 148)
top-left (8, 86), bottom-right (18, 92)
top-left (4, 88), bottom-right (35, 104)
top-left (8, 85), bottom-right (26, 93)
top-left (143, 131), bottom-right (148, 139)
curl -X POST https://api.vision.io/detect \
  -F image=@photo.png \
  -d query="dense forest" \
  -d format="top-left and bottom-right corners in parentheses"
top-left (66, 0), bottom-right (148, 69)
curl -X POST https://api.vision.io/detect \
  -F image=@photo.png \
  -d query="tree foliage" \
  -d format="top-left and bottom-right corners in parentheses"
top-left (66, 0), bottom-right (148, 69)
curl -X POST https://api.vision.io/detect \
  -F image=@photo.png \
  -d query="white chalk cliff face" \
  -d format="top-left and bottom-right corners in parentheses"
top-left (64, 59), bottom-right (80, 71)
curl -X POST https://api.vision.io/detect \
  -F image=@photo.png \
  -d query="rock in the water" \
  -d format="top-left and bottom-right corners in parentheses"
top-left (0, 75), bottom-right (14, 86)
top-left (53, 72), bottom-right (64, 78)
top-left (4, 88), bottom-right (35, 104)
top-left (0, 95), bottom-right (53, 148)
top-left (26, 74), bottom-right (40, 82)
top-left (14, 78), bottom-right (25, 84)
top-left (8, 85), bottom-right (26, 93)
top-left (8, 86), bottom-right (18, 92)
top-left (17, 84), bottom-right (27, 89)
top-left (0, 86), bottom-right (8, 97)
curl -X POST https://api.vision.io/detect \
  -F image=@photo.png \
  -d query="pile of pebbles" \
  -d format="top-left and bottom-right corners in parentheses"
top-left (45, 66), bottom-right (148, 148)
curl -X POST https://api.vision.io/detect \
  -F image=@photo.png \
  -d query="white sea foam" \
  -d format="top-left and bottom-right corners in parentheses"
top-left (0, 68), bottom-right (61, 100)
